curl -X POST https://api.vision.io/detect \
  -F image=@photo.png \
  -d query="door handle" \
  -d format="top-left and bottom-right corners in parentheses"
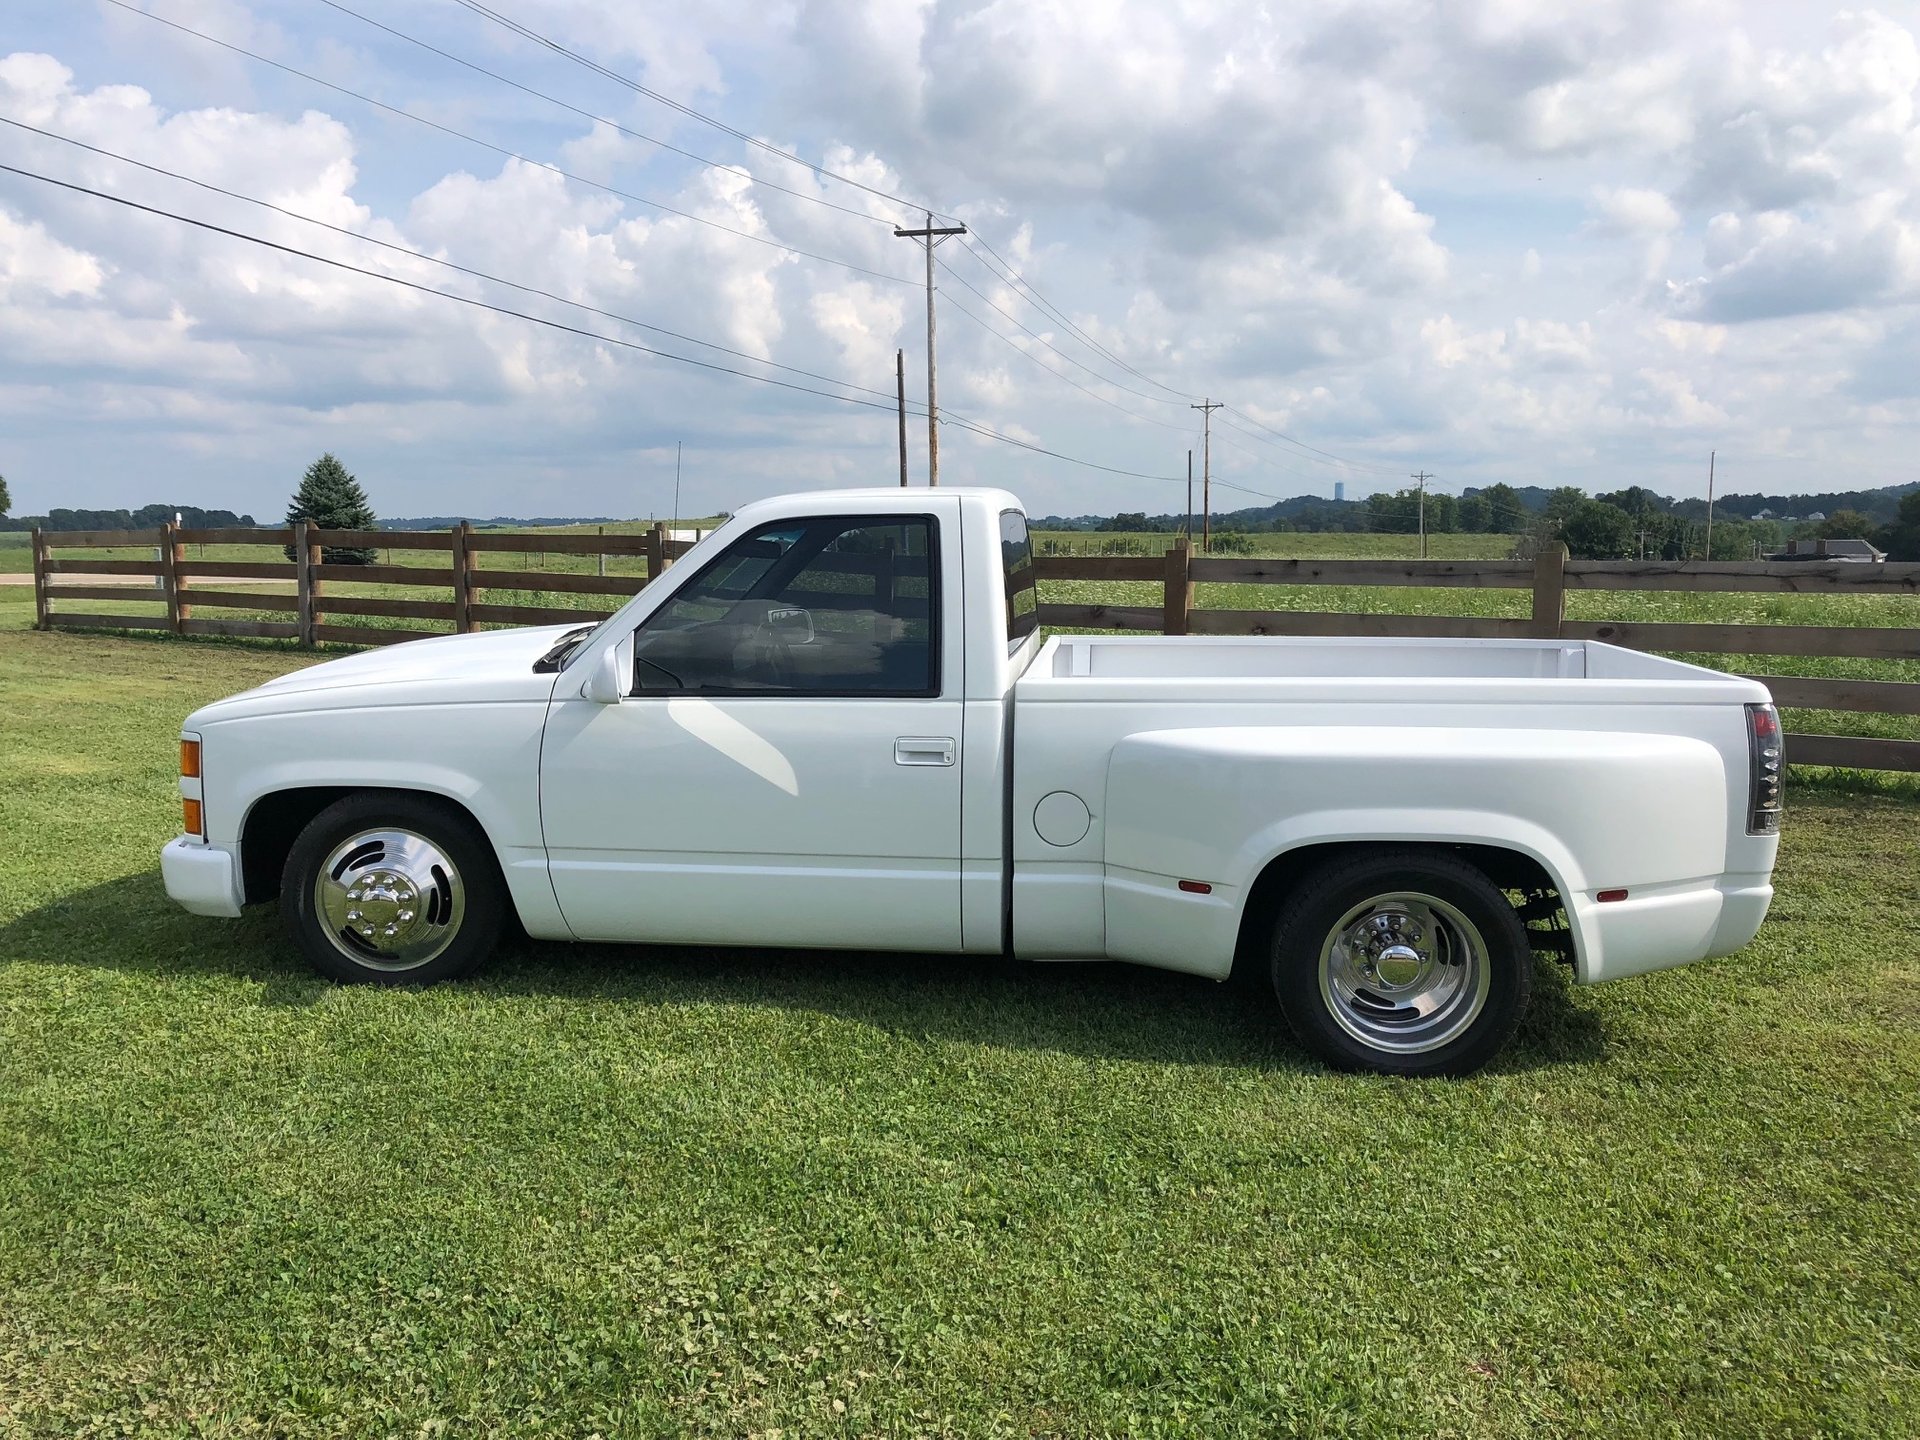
top-left (894, 736), bottom-right (955, 767)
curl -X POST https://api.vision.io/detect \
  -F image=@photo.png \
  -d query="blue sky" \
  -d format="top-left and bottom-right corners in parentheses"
top-left (3, 0), bottom-right (1919, 523)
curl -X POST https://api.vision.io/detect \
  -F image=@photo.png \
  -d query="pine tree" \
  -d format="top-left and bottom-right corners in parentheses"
top-left (283, 453), bottom-right (378, 564)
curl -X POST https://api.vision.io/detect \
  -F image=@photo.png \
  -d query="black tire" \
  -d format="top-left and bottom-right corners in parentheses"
top-left (280, 792), bottom-right (505, 985)
top-left (1270, 848), bottom-right (1531, 1078)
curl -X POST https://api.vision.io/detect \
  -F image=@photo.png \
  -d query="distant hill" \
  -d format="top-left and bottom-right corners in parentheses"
top-left (380, 515), bottom-right (630, 531)
top-left (1034, 478), bottom-right (1919, 532)
top-left (1707, 481), bottom-right (1918, 522)
top-left (1, 504), bottom-right (257, 532)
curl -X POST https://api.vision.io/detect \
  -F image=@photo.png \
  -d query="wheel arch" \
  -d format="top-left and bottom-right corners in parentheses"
top-left (240, 785), bottom-right (501, 906)
top-left (1230, 836), bottom-right (1575, 982)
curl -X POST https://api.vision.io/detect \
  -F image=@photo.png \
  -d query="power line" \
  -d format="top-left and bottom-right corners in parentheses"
top-left (934, 253), bottom-right (1190, 408)
top-left (1212, 412), bottom-right (1316, 482)
top-left (441, 0), bottom-right (1231, 436)
top-left (447, 0), bottom-right (941, 219)
top-left (937, 410), bottom-right (1183, 482)
top-left (958, 235), bottom-right (1199, 403)
top-left (312, 0), bottom-right (891, 227)
top-left (0, 160), bottom-right (1186, 488)
top-left (0, 116), bottom-right (906, 405)
top-left (936, 288), bottom-right (1195, 435)
top-left (1221, 403), bottom-right (1401, 476)
top-left (97, 0), bottom-right (917, 288)
top-left (0, 161), bottom-right (914, 414)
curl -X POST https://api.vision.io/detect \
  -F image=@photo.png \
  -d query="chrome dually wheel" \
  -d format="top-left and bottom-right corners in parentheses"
top-left (1318, 892), bottom-right (1491, 1055)
top-left (314, 827), bottom-right (466, 971)
top-left (1270, 849), bottom-right (1532, 1077)
top-left (283, 794), bottom-right (504, 985)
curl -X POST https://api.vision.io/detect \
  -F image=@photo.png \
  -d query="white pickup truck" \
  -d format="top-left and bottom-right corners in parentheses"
top-left (162, 487), bottom-right (1782, 1075)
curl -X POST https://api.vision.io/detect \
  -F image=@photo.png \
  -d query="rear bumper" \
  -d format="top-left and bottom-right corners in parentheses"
top-left (1572, 874), bottom-right (1772, 984)
top-left (161, 836), bottom-right (244, 918)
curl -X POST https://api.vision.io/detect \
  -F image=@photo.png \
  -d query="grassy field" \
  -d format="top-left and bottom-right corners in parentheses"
top-left (1034, 530), bottom-right (1518, 559)
top-left (1, 621), bottom-right (1918, 1436)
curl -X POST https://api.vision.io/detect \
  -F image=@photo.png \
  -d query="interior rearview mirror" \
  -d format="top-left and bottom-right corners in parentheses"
top-left (768, 605), bottom-right (815, 644)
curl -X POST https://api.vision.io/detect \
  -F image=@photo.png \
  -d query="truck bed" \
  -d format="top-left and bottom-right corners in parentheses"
top-left (1029, 634), bottom-right (1750, 692)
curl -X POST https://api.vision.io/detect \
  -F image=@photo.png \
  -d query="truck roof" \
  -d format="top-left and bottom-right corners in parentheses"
top-left (728, 486), bottom-right (1025, 524)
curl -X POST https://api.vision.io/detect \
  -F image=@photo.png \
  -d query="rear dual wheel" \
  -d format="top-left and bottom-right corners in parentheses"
top-left (1270, 849), bottom-right (1532, 1077)
top-left (281, 793), bottom-right (503, 984)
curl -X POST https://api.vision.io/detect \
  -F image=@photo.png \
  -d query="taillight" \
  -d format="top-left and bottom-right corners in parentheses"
top-left (1746, 703), bottom-right (1783, 834)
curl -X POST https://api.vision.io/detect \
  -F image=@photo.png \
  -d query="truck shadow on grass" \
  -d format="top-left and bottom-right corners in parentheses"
top-left (2, 870), bottom-right (1607, 1075)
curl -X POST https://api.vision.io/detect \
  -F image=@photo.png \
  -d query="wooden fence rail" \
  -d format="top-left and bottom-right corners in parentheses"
top-left (29, 528), bottom-right (1920, 771)
top-left (1034, 542), bottom-right (1920, 772)
top-left (32, 521), bottom-right (692, 649)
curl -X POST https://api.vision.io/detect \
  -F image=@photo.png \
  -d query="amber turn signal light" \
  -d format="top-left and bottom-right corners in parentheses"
top-left (182, 797), bottom-right (204, 837)
top-left (180, 738), bottom-right (201, 778)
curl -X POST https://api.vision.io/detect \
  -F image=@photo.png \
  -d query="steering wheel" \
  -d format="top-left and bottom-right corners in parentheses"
top-left (746, 620), bottom-right (795, 688)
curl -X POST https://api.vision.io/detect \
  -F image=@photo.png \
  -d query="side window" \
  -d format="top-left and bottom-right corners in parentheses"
top-left (632, 515), bottom-right (938, 696)
top-left (1001, 509), bottom-right (1039, 650)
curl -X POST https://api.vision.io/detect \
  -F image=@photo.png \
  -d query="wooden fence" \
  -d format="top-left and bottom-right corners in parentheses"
top-left (30, 520), bottom-right (690, 648)
top-left (28, 525), bottom-right (1920, 771)
top-left (1036, 540), bottom-right (1920, 773)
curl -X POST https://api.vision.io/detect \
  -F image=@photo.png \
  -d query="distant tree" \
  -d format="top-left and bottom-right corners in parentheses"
top-left (1367, 487), bottom-right (1421, 533)
top-left (1805, 508), bottom-right (1877, 540)
top-left (1596, 485), bottom-right (1669, 519)
top-left (1877, 492), bottom-right (1920, 561)
top-left (283, 453), bottom-right (377, 564)
top-left (1101, 511), bottom-right (1151, 533)
top-left (1478, 482), bottom-right (1530, 534)
top-left (1543, 486), bottom-right (1588, 525)
top-left (1456, 493), bottom-right (1491, 532)
top-left (1560, 499), bottom-right (1636, 559)
top-left (0, 473), bottom-right (10, 519)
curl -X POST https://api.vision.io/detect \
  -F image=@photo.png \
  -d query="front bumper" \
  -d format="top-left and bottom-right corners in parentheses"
top-left (161, 836), bottom-right (244, 917)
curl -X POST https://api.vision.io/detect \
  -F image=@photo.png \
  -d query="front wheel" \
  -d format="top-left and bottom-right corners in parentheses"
top-left (1270, 849), bottom-right (1532, 1077)
top-left (281, 793), bottom-right (504, 984)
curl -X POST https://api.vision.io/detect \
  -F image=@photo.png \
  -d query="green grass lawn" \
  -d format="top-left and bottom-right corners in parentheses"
top-left (0, 624), bottom-right (1916, 1436)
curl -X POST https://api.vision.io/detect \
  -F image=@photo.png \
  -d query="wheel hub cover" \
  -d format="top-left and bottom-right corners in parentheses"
top-left (342, 868), bottom-right (424, 948)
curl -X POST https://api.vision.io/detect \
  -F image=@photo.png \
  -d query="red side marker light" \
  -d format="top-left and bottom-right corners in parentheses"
top-left (1596, 888), bottom-right (1629, 903)
top-left (1178, 880), bottom-right (1212, 895)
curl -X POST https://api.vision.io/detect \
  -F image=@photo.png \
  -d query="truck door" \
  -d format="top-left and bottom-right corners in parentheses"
top-left (538, 506), bottom-right (965, 951)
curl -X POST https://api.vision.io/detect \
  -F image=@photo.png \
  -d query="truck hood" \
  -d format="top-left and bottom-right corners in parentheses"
top-left (187, 624), bottom-right (584, 724)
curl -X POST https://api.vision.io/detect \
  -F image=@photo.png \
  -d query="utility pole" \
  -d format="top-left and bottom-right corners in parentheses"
top-left (1411, 470), bottom-right (1434, 558)
top-left (1191, 399), bottom-right (1222, 551)
top-left (1704, 449), bottom-right (1716, 560)
top-left (896, 349), bottom-right (908, 487)
top-left (1186, 449), bottom-right (1193, 540)
top-left (894, 212), bottom-right (967, 484)
top-left (672, 441), bottom-right (682, 536)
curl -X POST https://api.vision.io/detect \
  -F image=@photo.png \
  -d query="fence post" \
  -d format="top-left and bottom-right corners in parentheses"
top-left (452, 521), bottom-right (474, 634)
top-left (1530, 542), bottom-right (1566, 639)
top-left (1162, 536), bottom-right (1193, 636)
top-left (294, 520), bottom-right (316, 647)
top-left (597, 524), bottom-right (606, 579)
top-left (31, 527), bottom-right (49, 630)
top-left (650, 520), bottom-right (671, 581)
top-left (162, 520), bottom-right (190, 635)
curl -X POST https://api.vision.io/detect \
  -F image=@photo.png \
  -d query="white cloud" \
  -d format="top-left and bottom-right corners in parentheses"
top-left (5, 0), bottom-right (1920, 520)
top-left (1591, 186), bottom-right (1680, 234)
